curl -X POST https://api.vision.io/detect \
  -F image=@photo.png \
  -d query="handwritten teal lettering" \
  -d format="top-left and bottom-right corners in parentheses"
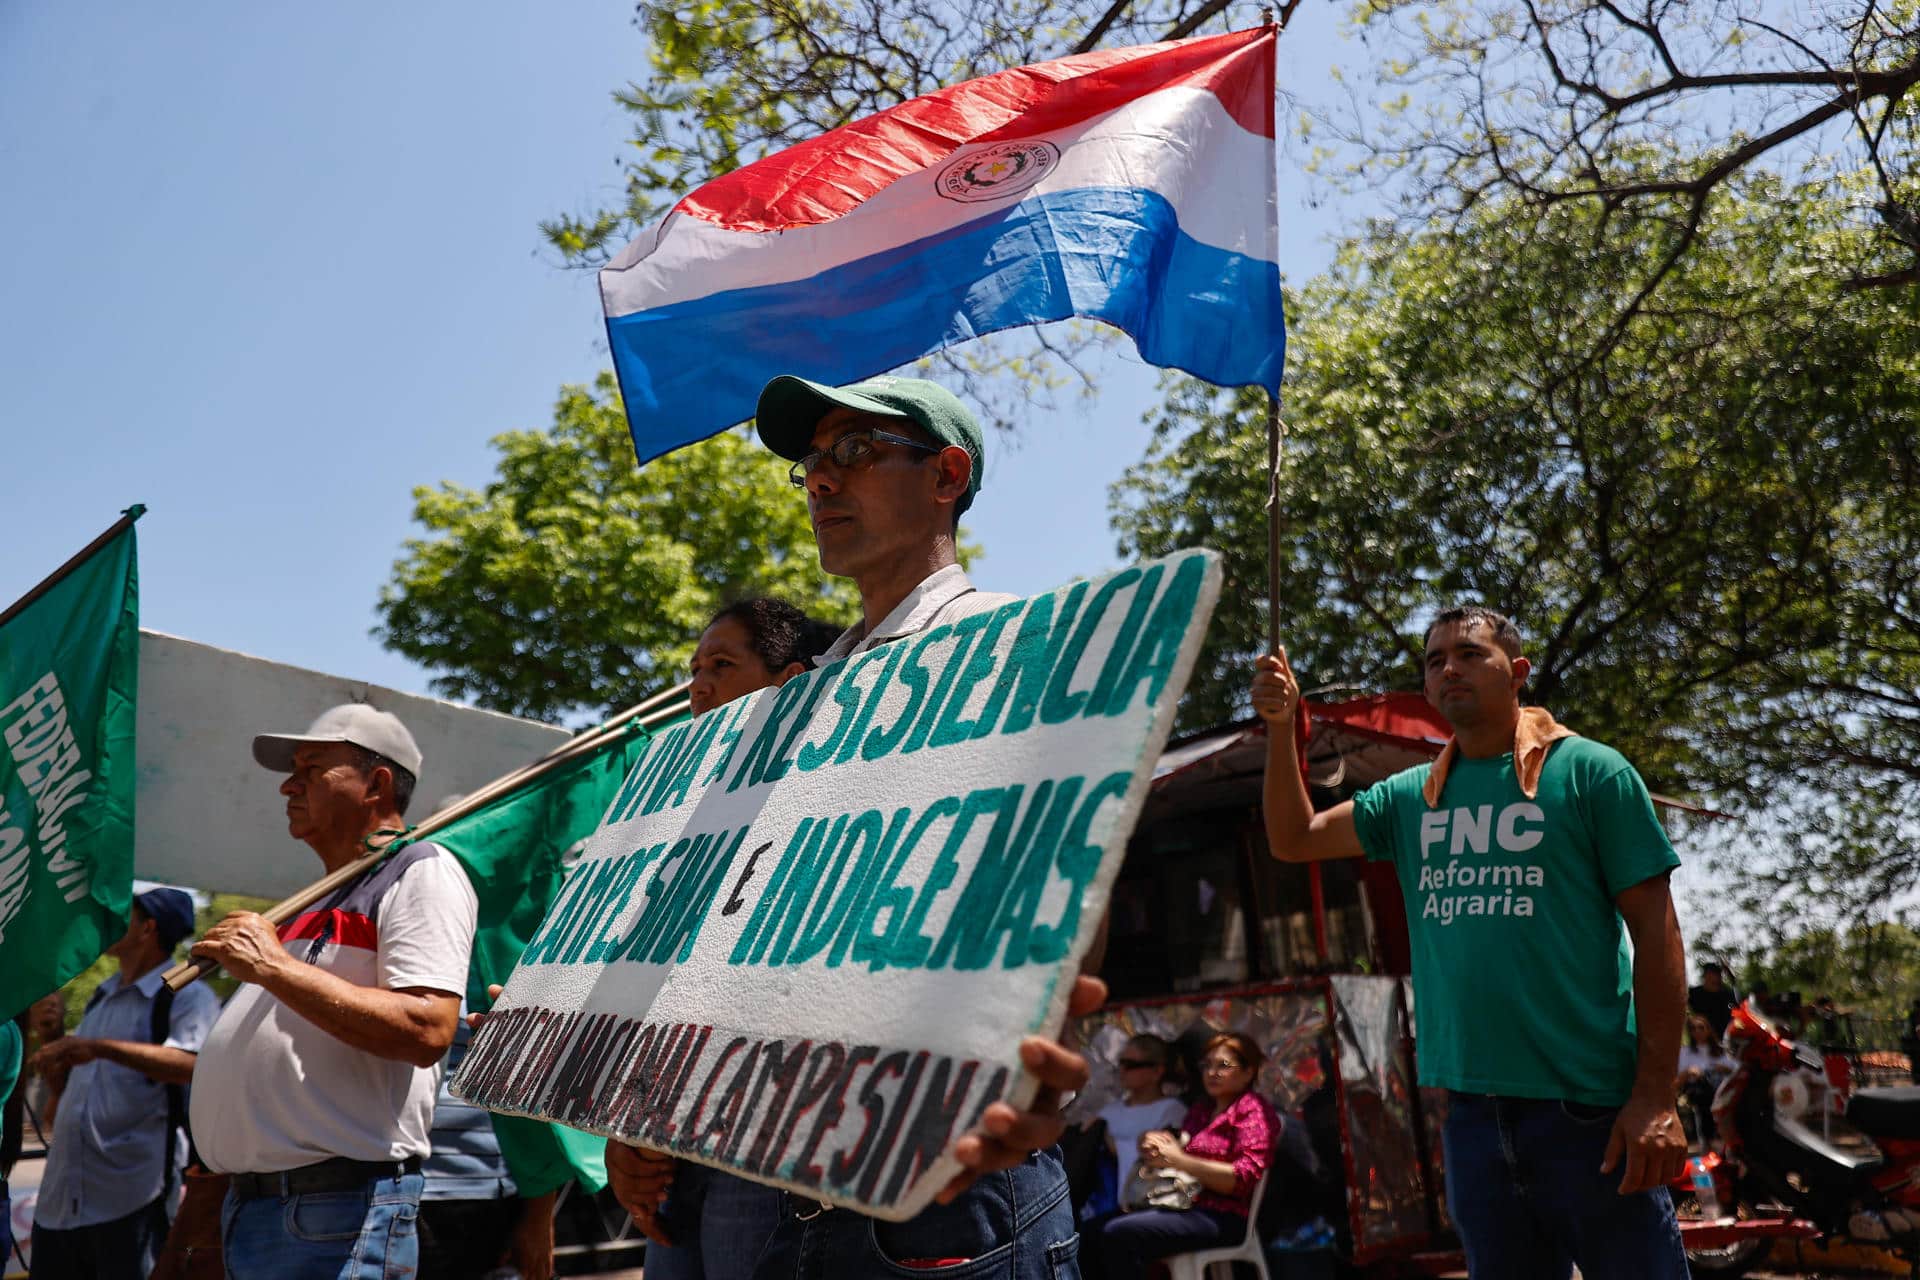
top-left (1041, 570), bottom-right (1138, 724)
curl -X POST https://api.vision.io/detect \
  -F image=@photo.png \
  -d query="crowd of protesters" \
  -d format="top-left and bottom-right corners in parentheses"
top-left (0, 374), bottom-right (1095, 1280)
top-left (0, 370), bottom-right (1822, 1280)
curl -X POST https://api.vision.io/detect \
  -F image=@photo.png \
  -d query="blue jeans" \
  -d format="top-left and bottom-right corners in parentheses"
top-left (222, 1171), bottom-right (424, 1280)
top-left (1442, 1094), bottom-right (1688, 1280)
top-left (647, 1163), bottom-right (785, 1280)
top-left (1097, 1207), bottom-right (1246, 1280)
top-left (751, 1148), bottom-right (1081, 1280)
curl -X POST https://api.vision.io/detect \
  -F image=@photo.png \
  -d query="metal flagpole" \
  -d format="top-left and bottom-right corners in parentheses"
top-left (1268, 392), bottom-right (1284, 652)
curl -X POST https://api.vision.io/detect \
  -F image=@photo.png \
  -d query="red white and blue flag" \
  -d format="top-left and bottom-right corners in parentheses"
top-left (600, 27), bottom-right (1282, 463)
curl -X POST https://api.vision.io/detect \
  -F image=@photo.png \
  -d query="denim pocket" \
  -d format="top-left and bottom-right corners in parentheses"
top-left (1046, 1233), bottom-right (1081, 1278)
top-left (384, 1199), bottom-right (418, 1239)
top-left (872, 1169), bottom-right (1017, 1273)
top-left (869, 1213), bottom-right (1018, 1278)
top-left (285, 1188), bottom-right (372, 1242)
top-left (1558, 1099), bottom-right (1617, 1126)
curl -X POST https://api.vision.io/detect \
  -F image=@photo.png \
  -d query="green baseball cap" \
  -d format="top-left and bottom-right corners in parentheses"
top-left (755, 374), bottom-right (985, 511)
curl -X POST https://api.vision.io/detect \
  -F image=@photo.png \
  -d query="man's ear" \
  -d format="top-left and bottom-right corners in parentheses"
top-left (777, 661), bottom-right (809, 684)
top-left (1510, 655), bottom-right (1532, 692)
top-left (933, 446), bottom-right (972, 507)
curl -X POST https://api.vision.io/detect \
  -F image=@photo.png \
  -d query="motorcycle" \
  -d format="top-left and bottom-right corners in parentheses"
top-left (1686, 997), bottom-right (1920, 1276)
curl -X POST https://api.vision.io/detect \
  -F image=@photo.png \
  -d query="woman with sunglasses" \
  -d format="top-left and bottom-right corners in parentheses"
top-left (1099, 1031), bottom-right (1279, 1280)
top-left (1101, 1035), bottom-right (1189, 1205)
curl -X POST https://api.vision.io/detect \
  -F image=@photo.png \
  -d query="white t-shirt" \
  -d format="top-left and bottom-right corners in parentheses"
top-left (192, 845), bottom-right (477, 1173)
top-left (1099, 1095), bottom-right (1189, 1191)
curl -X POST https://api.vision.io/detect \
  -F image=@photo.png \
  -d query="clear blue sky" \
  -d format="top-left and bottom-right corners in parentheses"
top-left (2, 1), bottom-right (1355, 702)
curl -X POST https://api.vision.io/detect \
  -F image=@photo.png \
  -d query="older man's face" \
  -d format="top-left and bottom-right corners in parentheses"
top-left (280, 742), bottom-right (374, 843)
top-left (801, 407), bottom-right (951, 579)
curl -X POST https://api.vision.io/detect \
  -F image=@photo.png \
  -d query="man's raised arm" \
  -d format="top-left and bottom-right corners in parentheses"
top-left (1253, 650), bottom-right (1364, 863)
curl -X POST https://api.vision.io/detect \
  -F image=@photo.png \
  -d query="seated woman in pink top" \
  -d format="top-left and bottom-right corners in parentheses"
top-left (1098, 1031), bottom-right (1279, 1280)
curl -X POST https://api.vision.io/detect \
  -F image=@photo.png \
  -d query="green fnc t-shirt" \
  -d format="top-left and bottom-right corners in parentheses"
top-left (1352, 737), bottom-right (1680, 1104)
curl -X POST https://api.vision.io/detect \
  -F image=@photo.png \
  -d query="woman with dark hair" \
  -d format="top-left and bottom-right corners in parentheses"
top-left (635, 597), bottom-right (834, 1280)
top-left (687, 597), bottom-right (838, 715)
top-left (1099, 1030), bottom-right (1279, 1280)
top-left (464, 596), bottom-right (837, 1280)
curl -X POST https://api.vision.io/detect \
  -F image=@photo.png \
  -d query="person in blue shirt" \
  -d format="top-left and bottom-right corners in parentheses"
top-left (29, 889), bottom-right (221, 1280)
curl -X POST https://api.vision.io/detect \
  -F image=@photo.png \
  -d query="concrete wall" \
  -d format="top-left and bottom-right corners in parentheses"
top-left (135, 630), bottom-right (570, 898)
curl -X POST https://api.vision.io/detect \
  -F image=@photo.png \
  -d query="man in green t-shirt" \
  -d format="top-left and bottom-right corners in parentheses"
top-left (1253, 606), bottom-right (1689, 1279)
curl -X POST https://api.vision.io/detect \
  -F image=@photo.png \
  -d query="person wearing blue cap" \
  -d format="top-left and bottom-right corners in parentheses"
top-left (29, 887), bottom-right (221, 1280)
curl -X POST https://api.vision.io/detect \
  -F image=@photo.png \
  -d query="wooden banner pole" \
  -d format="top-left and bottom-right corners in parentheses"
top-left (1266, 389), bottom-right (1284, 652)
top-left (163, 684), bottom-right (692, 989)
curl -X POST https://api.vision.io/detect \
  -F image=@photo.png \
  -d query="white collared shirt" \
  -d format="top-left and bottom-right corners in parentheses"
top-left (814, 564), bottom-right (1019, 665)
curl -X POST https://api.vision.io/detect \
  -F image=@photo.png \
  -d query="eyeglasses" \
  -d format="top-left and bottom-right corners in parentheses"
top-left (1117, 1058), bottom-right (1160, 1071)
top-left (788, 429), bottom-right (941, 487)
top-left (1200, 1058), bottom-right (1247, 1074)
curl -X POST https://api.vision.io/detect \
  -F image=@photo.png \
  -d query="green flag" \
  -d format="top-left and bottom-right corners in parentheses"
top-left (0, 508), bottom-right (143, 1021)
top-left (432, 708), bottom-right (686, 1195)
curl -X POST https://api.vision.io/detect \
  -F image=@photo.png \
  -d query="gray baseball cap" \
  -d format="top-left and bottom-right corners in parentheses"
top-left (253, 704), bottom-right (423, 778)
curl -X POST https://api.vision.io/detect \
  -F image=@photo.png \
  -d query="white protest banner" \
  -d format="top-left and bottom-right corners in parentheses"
top-left (454, 549), bottom-right (1220, 1220)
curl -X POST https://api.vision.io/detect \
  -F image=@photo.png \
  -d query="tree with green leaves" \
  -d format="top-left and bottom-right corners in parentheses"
top-left (375, 374), bottom-right (858, 722)
top-left (1690, 782), bottom-right (1920, 1005)
top-left (1715, 918), bottom-right (1920, 1025)
top-left (1322, 0), bottom-right (1919, 363)
top-left (1112, 178), bottom-right (1920, 809)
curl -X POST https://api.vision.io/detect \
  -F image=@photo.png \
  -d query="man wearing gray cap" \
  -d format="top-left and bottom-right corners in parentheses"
top-left (606, 374), bottom-right (1105, 1279)
top-left (186, 704), bottom-right (477, 1280)
top-left (30, 887), bottom-right (220, 1280)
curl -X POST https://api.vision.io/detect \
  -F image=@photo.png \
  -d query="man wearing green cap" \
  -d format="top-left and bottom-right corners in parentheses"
top-left (755, 372), bottom-right (994, 657)
top-left (606, 373), bottom-right (1103, 1279)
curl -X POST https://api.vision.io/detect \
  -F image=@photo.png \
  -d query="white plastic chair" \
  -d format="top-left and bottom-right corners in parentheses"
top-left (1163, 1169), bottom-right (1272, 1280)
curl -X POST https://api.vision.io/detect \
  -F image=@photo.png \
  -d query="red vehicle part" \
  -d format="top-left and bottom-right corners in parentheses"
top-left (1679, 1216), bottom-right (1818, 1248)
